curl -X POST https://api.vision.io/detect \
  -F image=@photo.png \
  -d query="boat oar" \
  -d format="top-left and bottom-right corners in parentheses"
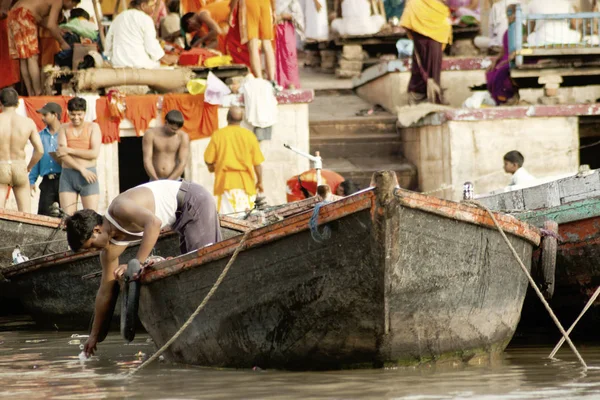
top-left (549, 285), bottom-right (600, 359)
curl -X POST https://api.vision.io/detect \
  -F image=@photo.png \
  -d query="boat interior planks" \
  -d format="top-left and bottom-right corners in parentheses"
top-left (137, 171), bottom-right (540, 370)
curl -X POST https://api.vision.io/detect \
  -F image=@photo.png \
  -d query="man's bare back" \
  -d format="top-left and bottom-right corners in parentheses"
top-left (0, 111), bottom-right (40, 164)
top-left (12, 0), bottom-right (57, 25)
top-left (142, 127), bottom-right (190, 181)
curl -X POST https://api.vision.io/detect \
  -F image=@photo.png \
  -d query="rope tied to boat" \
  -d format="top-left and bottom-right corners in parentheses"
top-left (309, 201), bottom-right (331, 243)
top-left (539, 227), bottom-right (562, 242)
top-left (464, 200), bottom-right (588, 370)
top-left (129, 230), bottom-right (251, 376)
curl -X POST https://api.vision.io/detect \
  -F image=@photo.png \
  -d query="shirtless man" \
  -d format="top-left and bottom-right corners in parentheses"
top-left (55, 97), bottom-right (102, 215)
top-left (181, 8), bottom-right (224, 49)
top-left (8, 0), bottom-right (79, 96)
top-left (64, 180), bottom-right (221, 356)
top-left (0, 88), bottom-right (44, 212)
top-left (142, 110), bottom-right (190, 181)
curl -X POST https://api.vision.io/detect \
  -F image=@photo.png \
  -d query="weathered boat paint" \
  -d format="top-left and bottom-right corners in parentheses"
top-left (137, 172), bottom-right (539, 370)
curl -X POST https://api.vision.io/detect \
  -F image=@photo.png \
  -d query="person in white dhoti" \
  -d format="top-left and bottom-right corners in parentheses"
top-left (302, 0), bottom-right (329, 40)
top-left (527, 0), bottom-right (581, 46)
top-left (331, 0), bottom-right (385, 36)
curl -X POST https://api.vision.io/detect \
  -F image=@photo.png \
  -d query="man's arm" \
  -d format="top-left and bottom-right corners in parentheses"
top-left (142, 130), bottom-right (159, 181)
top-left (204, 137), bottom-right (216, 173)
top-left (193, 11), bottom-right (223, 47)
top-left (110, 199), bottom-right (162, 264)
top-left (44, 0), bottom-right (71, 50)
top-left (167, 132), bottom-right (190, 180)
top-left (254, 164), bottom-right (263, 193)
top-left (84, 244), bottom-right (127, 357)
top-left (62, 123), bottom-right (102, 160)
top-left (27, 124), bottom-right (44, 172)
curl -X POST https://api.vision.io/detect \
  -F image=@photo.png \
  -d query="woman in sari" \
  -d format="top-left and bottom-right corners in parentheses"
top-left (275, 0), bottom-right (304, 89)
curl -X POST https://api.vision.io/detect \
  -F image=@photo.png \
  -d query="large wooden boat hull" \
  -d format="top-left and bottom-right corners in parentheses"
top-left (476, 170), bottom-right (600, 337)
top-left (0, 210), bottom-right (68, 315)
top-left (137, 172), bottom-right (539, 369)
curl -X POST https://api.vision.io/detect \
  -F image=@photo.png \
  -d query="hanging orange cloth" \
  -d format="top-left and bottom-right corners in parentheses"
top-left (96, 97), bottom-right (121, 144)
top-left (38, 27), bottom-right (61, 68)
top-left (23, 96), bottom-right (70, 131)
top-left (162, 94), bottom-right (218, 140)
top-left (0, 19), bottom-right (20, 89)
top-left (124, 95), bottom-right (159, 136)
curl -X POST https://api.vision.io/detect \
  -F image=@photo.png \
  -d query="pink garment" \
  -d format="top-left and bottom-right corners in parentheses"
top-left (275, 21), bottom-right (300, 89)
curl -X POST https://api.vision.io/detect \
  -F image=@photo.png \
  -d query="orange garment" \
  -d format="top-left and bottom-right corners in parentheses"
top-left (194, 1), bottom-right (230, 54)
top-left (7, 7), bottom-right (39, 59)
top-left (0, 19), bottom-right (20, 88)
top-left (161, 94), bottom-right (218, 140)
top-left (95, 97), bottom-right (121, 144)
top-left (124, 95), bottom-right (159, 136)
top-left (38, 27), bottom-right (60, 67)
top-left (286, 169), bottom-right (345, 203)
top-left (66, 122), bottom-right (93, 149)
top-left (227, 5), bottom-right (250, 66)
top-left (182, 0), bottom-right (219, 14)
top-left (245, 0), bottom-right (273, 41)
top-left (23, 97), bottom-right (70, 131)
top-left (204, 124), bottom-right (265, 196)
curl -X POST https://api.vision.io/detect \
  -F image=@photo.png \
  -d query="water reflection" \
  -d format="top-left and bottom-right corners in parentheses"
top-left (2, 331), bottom-right (600, 399)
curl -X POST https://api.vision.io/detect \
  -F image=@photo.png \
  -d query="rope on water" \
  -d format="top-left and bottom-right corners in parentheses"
top-left (129, 230), bottom-right (251, 376)
top-left (465, 200), bottom-right (588, 370)
top-left (309, 201), bottom-right (331, 243)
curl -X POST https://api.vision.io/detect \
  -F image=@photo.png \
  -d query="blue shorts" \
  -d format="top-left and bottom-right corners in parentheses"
top-left (59, 167), bottom-right (100, 196)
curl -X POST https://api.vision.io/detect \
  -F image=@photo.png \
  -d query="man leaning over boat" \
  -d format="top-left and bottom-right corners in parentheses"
top-left (64, 179), bottom-right (222, 356)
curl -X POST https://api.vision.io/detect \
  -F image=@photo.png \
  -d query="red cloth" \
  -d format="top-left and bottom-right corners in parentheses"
top-left (23, 96), bottom-right (70, 131)
top-left (226, 6), bottom-right (250, 67)
top-left (178, 48), bottom-right (217, 66)
top-left (162, 94), bottom-right (218, 140)
top-left (0, 19), bottom-right (20, 88)
top-left (95, 97), bottom-right (121, 144)
top-left (286, 169), bottom-right (345, 202)
top-left (124, 95), bottom-right (159, 136)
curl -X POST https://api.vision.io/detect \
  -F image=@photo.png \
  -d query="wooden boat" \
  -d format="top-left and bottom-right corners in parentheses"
top-left (0, 209), bottom-right (69, 315)
top-left (476, 169), bottom-right (600, 336)
top-left (136, 171), bottom-right (540, 370)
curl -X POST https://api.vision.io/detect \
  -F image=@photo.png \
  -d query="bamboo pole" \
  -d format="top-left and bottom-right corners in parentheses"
top-left (91, 0), bottom-right (106, 50)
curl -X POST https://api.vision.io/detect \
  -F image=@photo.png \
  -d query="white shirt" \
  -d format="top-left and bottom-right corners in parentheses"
top-left (105, 9), bottom-right (165, 69)
top-left (509, 167), bottom-right (536, 186)
top-left (527, 0), bottom-right (581, 46)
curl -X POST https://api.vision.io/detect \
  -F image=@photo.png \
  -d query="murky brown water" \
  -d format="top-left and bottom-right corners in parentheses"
top-left (2, 331), bottom-right (600, 399)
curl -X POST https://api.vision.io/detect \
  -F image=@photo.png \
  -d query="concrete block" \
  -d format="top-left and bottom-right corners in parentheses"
top-left (338, 59), bottom-right (363, 71)
top-left (336, 68), bottom-right (361, 78)
top-left (522, 180), bottom-right (561, 210)
top-left (342, 45), bottom-right (363, 60)
top-left (558, 170), bottom-right (600, 204)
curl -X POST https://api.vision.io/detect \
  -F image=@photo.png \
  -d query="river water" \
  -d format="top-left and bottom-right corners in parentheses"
top-left (2, 330), bottom-right (600, 399)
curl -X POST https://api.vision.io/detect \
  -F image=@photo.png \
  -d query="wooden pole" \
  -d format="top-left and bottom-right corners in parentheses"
top-left (549, 285), bottom-right (600, 359)
top-left (91, 0), bottom-right (106, 50)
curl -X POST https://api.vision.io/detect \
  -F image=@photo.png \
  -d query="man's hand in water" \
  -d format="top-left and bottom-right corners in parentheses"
top-left (84, 335), bottom-right (98, 357)
top-left (80, 168), bottom-right (97, 184)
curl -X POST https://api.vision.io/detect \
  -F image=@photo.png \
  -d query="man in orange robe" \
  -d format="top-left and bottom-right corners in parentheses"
top-left (181, 0), bottom-right (250, 67)
top-left (230, 0), bottom-right (275, 81)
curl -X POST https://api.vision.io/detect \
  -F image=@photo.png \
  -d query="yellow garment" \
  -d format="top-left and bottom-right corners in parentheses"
top-left (204, 125), bottom-right (265, 196)
top-left (400, 0), bottom-right (452, 44)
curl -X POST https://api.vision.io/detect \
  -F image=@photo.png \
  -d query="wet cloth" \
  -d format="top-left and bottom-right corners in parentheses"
top-left (400, 0), bottom-right (452, 45)
top-left (0, 19), bottom-right (20, 88)
top-left (124, 95), bottom-right (159, 136)
top-left (23, 97), bottom-right (70, 131)
top-left (162, 94), bottom-right (219, 140)
top-left (217, 188), bottom-right (255, 214)
top-left (275, 21), bottom-right (301, 88)
top-left (7, 7), bottom-right (39, 59)
top-left (0, 160), bottom-right (28, 187)
top-left (241, 77), bottom-right (278, 128)
top-left (407, 29), bottom-right (443, 103)
top-left (486, 31), bottom-right (517, 104)
top-left (105, 9), bottom-right (165, 68)
top-left (204, 124), bottom-right (265, 196)
top-left (59, 167), bottom-right (100, 195)
top-left (303, 0), bottom-right (328, 40)
top-left (95, 97), bottom-right (121, 144)
top-left (246, 0), bottom-right (274, 40)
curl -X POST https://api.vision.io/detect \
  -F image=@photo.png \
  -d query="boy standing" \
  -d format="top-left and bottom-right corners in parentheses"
top-left (55, 97), bottom-right (102, 215)
top-left (503, 150), bottom-right (536, 187)
top-left (8, 0), bottom-right (80, 96)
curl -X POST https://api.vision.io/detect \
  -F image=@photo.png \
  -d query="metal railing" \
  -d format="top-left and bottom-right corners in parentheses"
top-left (510, 4), bottom-right (600, 67)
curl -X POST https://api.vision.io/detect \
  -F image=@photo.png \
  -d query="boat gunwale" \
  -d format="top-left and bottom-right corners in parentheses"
top-left (511, 197), bottom-right (600, 226)
top-left (0, 209), bottom-right (62, 228)
top-left (141, 187), bottom-right (541, 284)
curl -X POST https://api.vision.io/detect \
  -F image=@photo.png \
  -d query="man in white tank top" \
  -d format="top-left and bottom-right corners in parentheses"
top-left (65, 179), bottom-right (221, 357)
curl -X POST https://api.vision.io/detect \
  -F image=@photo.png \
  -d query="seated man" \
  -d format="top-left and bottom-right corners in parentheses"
top-left (67, 180), bottom-right (222, 357)
top-left (527, 0), bottom-right (581, 46)
top-left (331, 0), bottom-right (385, 36)
top-left (105, 0), bottom-right (178, 68)
top-left (474, 0), bottom-right (520, 54)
